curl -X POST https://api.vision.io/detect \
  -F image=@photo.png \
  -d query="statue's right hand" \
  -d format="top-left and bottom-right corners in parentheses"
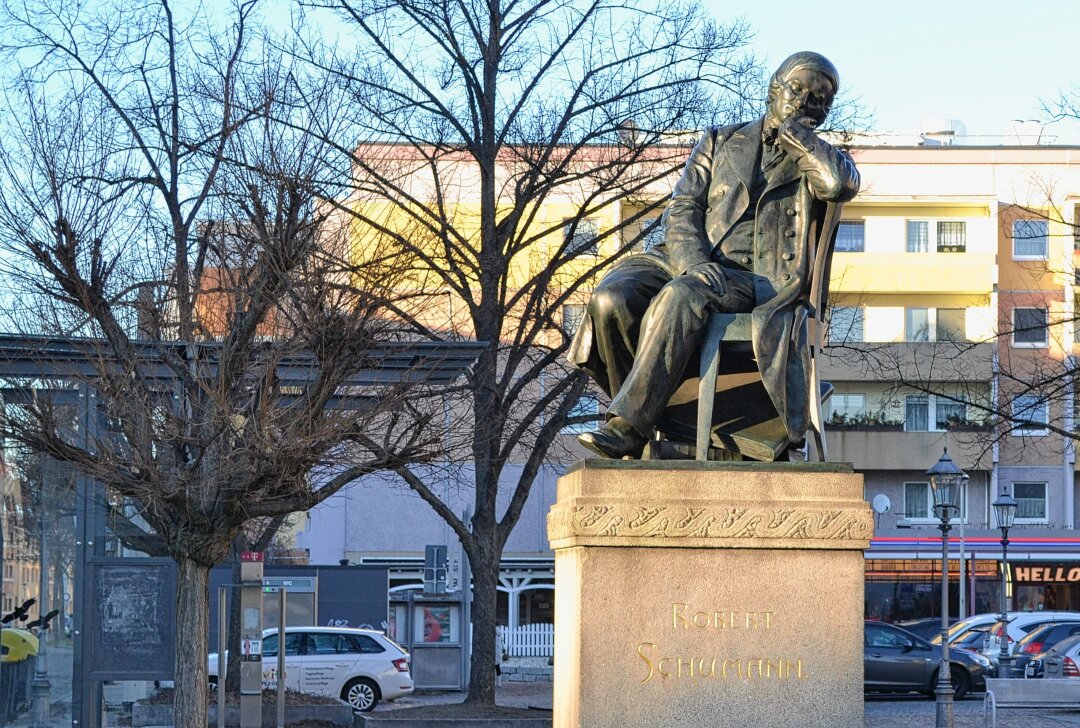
top-left (687, 262), bottom-right (727, 296)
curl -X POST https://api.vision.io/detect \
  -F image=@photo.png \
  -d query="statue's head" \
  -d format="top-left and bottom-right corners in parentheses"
top-left (765, 51), bottom-right (839, 130)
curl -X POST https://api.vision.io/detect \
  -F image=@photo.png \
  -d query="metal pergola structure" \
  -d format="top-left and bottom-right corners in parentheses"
top-left (0, 333), bottom-right (484, 728)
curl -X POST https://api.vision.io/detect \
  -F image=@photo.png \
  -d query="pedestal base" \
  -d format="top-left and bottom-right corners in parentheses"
top-left (546, 460), bottom-right (872, 728)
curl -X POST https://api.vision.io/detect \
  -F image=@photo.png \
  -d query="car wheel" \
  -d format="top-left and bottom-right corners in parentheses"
top-left (342, 677), bottom-right (380, 712)
top-left (951, 667), bottom-right (970, 700)
top-left (928, 668), bottom-right (970, 701)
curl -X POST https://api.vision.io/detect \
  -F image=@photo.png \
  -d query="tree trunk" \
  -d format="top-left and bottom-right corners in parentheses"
top-left (465, 547), bottom-right (499, 705)
top-left (174, 556), bottom-right (211, 728)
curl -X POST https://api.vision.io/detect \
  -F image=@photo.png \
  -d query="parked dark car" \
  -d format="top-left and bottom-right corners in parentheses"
top-left (897, 617), bottom-right (960, 642)
top-left (1009, 622), bottom-right (1080, 678)
top-left (865, 621), bottom-right (991, 700)
top-left (1025, 633), bottom-right (1080, 679)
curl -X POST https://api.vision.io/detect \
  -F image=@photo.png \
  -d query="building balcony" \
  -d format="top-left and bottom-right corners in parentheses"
top-left (819, 342), bottom-right (995, 382)
top-left (825, 428), bottom-right (990, 471)
top-left (830, 252), bottom-right (996, 294)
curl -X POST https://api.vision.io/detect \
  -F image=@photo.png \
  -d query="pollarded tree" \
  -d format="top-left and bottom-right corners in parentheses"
top-left (0, 3), bottom-right (451, 726)
top-left (293, 0), bottom-right (760, 704)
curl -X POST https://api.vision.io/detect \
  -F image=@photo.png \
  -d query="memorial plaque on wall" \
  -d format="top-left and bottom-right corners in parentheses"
top-left (90, 561), bottom-right (176, 677)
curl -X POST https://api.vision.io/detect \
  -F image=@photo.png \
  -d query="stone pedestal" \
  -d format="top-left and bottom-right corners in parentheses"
top-left (546, 460), bottom-right (872, 728)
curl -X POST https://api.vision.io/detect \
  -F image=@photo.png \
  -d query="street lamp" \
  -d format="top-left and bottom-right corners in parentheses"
top-left (993, 488), bottom-right (1018, 676)
top-left (927, 448), bottom-right (967, 728)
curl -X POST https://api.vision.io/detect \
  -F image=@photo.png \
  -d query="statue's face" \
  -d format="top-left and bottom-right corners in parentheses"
top-left (768, 67), bottom-right (835, 128)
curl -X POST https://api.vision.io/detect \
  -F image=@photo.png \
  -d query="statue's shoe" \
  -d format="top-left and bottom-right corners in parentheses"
top-left (577, 418), bottom-right (647, 459)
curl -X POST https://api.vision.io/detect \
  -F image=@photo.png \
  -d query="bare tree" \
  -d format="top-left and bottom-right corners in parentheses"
top-left (0, 3), bottom-right (446, 726)
top-left (289, 0), bottom-right (760, 704)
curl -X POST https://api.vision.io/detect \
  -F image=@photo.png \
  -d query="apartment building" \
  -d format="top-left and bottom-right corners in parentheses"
top-left (298, 140), bottom-right (1080, 636)
top-left (0, 456), bottom-right (41, 617)
top-left (826, 144), bottom-right (1080, 621)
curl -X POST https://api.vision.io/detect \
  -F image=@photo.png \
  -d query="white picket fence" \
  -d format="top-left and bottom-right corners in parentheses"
top-left (497, 622), bottom-right (554, 657)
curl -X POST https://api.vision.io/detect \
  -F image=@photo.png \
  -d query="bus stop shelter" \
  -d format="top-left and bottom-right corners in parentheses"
top-left (0, 333), bottom-right (483, 727)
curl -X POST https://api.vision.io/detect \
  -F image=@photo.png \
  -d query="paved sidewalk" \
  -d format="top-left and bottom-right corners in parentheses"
top-left (12, 678), bottom-right (1080, 726)
top-left (382, 683), bottom-right (1080, 726)
top-left (865, 695), bottom-right (1080, 727)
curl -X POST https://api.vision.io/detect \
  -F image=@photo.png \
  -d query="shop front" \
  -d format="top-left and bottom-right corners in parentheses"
top-left (866, 537), bottom-right (1080, 623)
top-left (865, 557), bottom-right (1000, 623)
top-left (1011, 562), bottom-right (1080, 612)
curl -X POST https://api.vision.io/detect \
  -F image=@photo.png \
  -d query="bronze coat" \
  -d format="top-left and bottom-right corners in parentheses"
top-left (570, 118), bottom-right (860, 442)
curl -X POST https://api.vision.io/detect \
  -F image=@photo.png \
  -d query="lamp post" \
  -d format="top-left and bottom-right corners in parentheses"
top-left (927, 448), bottom-right (967, 728)
top-left (993, 488), bottom-right (1018, 677)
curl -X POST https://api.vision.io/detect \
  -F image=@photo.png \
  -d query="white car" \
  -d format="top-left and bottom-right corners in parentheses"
top-left (930, 613), bottom-right (1004, 646)
top-left (983, 612), bottom-right (1080, 664)
top-left (209, 626), bottom-right (414, 711)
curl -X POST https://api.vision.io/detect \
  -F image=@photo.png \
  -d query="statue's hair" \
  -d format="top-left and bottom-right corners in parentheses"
top-left (766, 51), bottom-right (839, 103)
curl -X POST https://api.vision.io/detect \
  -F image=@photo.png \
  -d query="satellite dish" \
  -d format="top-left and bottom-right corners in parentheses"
top-left (872, 494), bottom-right (892, 515)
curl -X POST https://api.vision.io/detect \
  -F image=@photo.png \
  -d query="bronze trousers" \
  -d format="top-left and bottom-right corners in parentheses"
top-left (585, 254), bottom-right (774, 437)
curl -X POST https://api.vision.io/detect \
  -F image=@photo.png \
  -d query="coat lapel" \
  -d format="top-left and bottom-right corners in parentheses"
top-left (722, 119), bottom-right (762, 197)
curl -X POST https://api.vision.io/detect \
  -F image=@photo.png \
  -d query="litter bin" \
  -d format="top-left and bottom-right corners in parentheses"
top-left (0, 628), bottom-right (38, 722)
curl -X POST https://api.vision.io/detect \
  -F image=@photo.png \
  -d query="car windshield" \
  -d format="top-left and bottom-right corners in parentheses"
top-left (1017, 624), bottom-right (1056, 646)
top-left (956, 629), bottom-right (987, 645)
top-left (930, 617), bottom-right (986, 645)
top-left (1046, 634), bottom-right (1080, 656)
top-left (931, 624), bottom-right (975, 645)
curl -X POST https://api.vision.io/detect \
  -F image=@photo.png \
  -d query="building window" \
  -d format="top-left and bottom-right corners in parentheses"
top-left (906, 221), bottom-right (929, 253)
top-left (1012, 395), bottom-right (1049, 435)
top-left (936, 309), bottom-right (967, 342)
top-left (639, 217), bottom-right (664, 251)
top-left (564, 218), bottom-right (599, 256)
top-left (904, 394), bottom-right (966, 431)
top-left (937, 221), bottom-right (966, 253)
top-left (936, 400), bottom-right (966, 429)
top-left (1012, 307), bottom-right (1048, 347)
top-left (829, 306), bottom-right (864, 343)
top-left (562, 394), bottom-right (599, 435)
top-left (905, 308), bottom-right (968, 343)
top-left (830, 393), bottom-right (866, 421)
top-left (561, 304), bottom-right (586, 334)
top-left (905, 480), bottom-right (967, 522)
top-left (834, 221), bottom-right (865, 252)
top-left (904, 481), bottom-right (931, 520)
top-left (1075, 294), bottom-right (1080, 344)
top-left (905, 308), bottom-right (929, 342)
top-left (1073, 204), bottom-right (1080, 252)
top-left (1013, 219), bottom-right (1049, 259)
top-left (906, 220), bottom-right (966, 253)
top-left (904, 395), bottom-right (929, 431)
top-left (1012, 482), bottom-right (1048, 523)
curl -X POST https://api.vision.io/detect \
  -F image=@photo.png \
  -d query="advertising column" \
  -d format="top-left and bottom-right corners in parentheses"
top-left (239, 552), bottom-right (265, 728)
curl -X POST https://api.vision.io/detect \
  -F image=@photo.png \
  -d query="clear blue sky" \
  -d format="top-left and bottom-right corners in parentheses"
top-left (722, 0), bottom-right (1080, 143)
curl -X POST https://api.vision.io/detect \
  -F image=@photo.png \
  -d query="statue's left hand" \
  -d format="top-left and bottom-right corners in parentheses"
top-left (686, 261), bottom-right (727, 295)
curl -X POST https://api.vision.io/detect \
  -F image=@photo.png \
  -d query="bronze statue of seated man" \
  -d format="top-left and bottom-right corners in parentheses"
top-left (568, 51), bottom-right (860, 460)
